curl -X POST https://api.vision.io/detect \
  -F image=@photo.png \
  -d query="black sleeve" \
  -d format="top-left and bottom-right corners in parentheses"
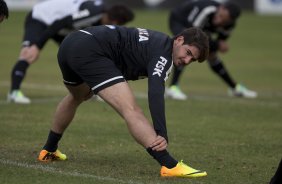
top-left (35, 16), bottom-right (72, 49)
top-left (171, 2), bottom-right (194, 28)
top-left (78, 1), bottom-right (104, 16)
top-left (186, 2), bottom-right (217, 28)
top-left (72, 1), bottom-right (104, 27)
top-left (147, 55), bottom-right (173, 142)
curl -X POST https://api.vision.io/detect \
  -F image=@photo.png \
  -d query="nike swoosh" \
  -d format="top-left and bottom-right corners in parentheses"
top-left (184, 171), bottom-right (205, 175)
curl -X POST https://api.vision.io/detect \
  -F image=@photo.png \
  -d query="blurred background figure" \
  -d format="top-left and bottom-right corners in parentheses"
top-left (7, 0), bottom-right (134, 104)
top-left (0, 0), bottom-right (8, 23)
top-left (143, 0), bottom-right (166, 8)
top-left (165, 0), bottom-right (258, 100)
top-left (269, 159), bottom-right (282, 184)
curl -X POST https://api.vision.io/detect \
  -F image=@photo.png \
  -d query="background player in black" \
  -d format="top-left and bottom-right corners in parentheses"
top-left (38, 25), bottom-right (209, 178)
top-left (8, 0), bottom-right (134, 104)
top-left (166, 0), bottom-right (257, 100)
top-left (269, 159), bottom-right (282, 184)
top-left (0, 0), bottom-right (8, 23)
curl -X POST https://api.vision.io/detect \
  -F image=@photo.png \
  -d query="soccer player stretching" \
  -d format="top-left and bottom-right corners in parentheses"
top-left (8, 0), bottom-right (134, 104)
top-left (166, 0), bottom-right (257, 100)
top-left (38, 25), bottom-right (209, 178)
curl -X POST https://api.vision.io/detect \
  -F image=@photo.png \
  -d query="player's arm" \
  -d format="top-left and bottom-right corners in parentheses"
top-left (217, 22), bottom-right (235, 40)
top-left (147, 55), bottom-right (173, 142)
top-left (191, 5), bottom-right (217, 28)
top-left (216, 23), bottom-right (235, 53)
top-left (72, 0), bottom-right (104, 28)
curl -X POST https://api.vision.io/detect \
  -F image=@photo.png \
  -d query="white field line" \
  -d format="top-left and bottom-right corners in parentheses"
top-left (135, 92), bottom-right (281, 108)
top-left (0, 81), bottom-right (66, 92)
top-left (0, 159), bottom-right (203, 184)
top-left (0, 81), bottom-right (281, 108)
top-left (0, 159), bottom-right (144, 184)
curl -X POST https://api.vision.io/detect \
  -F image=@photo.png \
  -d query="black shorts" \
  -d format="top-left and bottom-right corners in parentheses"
top-left (22, 12), bottom-right (64, 47)
top-left (169, 14), bottom-right (218, 53)
top-left (57, 30), bottom-right (126, 94)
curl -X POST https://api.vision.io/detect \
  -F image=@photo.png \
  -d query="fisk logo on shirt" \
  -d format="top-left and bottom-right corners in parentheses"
top-left (153, 56), bottom-right (167, 77)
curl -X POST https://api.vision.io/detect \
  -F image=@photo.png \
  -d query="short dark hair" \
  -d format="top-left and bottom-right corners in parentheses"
top-left (106, 4), bottom-right (134, 25)
top-left (223, 1), bottom-right (241, 21)
top-left (0, 0), bottom-right (9, 19)
top-left (174, 27), bottom-right (209, 63)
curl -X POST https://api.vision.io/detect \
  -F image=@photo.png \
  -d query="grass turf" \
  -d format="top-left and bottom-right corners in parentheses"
top-left (0, 10), bottom-right (282, 184)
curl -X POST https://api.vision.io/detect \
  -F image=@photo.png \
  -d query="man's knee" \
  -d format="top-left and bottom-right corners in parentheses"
top-left (19, 47), bottom-right (38, 64)
top-left (65, 83), bottom-right (93, 102)
top-left (122, 104), bottom-right (144, 118)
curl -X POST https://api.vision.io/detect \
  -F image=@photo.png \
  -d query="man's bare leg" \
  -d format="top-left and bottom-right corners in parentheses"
top-left (41, 81), bottom-right (177, 168)
top-left (98, 82), bottom-right (178, 168)
top-left (42, 83), bottom-right (93, 152)
top-left (98, 82), bottom-right (159, 148)
top-left (51, 83), bottom-right (93, 133)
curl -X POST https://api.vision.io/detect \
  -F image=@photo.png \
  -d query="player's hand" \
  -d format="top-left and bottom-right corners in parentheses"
top-left (218, 40), bottom-right (229, 53)
top-left (150, 135), bottom-right (168, 151)
top-left (19, 45), bottom-right (40, 63)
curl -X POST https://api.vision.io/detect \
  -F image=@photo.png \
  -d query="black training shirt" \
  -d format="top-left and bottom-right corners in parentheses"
top-left (171, 0), bottom-right (235, 40)
top-left (83, 25), bottom-right (174, 141)
top-left (31, 0), bottom-right (105, 48)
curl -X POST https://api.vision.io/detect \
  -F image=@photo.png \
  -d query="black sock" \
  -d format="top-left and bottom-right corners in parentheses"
top-left (146, 148), bottom-right (178, 168)
top-left (170, 66), bottom-right (184, 86)
top-left (208, 58), bottom-right (236, 89)
top-left (43, 130), bottom-right (62, 152)
top-left (11, 60), bottom-right (29, 91)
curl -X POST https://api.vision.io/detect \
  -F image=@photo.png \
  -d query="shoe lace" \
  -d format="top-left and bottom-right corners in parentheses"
top-left (16, 91), bottom-right (24, 97)
top-left (179, 160), bottom-right (186, 166)
top-left (236, 84), bottom-right (249, 92)
top-left (171, 86), bottom-right (184, 94)
top-left (178, 160), bottom-right (201, 173)
top-left (43, 152), bottom-right (57, 160)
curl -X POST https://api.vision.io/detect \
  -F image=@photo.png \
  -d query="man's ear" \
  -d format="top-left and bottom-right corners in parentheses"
top-left (175, 36), bottom-right (184, 45)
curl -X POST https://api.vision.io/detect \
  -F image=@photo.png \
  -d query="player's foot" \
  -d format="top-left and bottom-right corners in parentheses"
top-left (38, 149), bottom-right (67, 162)
top-left (165, 85), bottom-right (187, 100)
top-left (160, 160), bottom-right (207, 178)
top-left (7, 90), bottom-right (31, 104)
top-left (228, 84), bottom-right (257, 99)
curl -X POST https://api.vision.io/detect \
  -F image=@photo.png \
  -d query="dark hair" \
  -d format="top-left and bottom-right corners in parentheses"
top-left (223, 1), bottom-right (241, 21)
top-left (174, 27), bottom-right (209, 63)
top-left (106, 4), bottom-right (134, 25)
top-left (0, 0), bottom-right (9, 19)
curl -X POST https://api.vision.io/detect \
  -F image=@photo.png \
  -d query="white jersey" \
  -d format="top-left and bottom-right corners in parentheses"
top-left (32, 0), bottom-right (102, 25)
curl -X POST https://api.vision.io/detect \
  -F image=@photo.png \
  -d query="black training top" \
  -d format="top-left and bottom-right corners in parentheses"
top-left (171, 0), bottom-right (235, 40)
top-left (83, 25), bottom-right (174, 141)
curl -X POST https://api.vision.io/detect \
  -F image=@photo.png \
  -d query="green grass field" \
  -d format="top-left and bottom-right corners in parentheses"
top-left (0, 10), bottom-right (282, 184)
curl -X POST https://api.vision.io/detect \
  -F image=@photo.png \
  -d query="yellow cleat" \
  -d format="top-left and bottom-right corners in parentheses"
top-left (38, 149), bottom-right (67, 162)
top-left (160, 160), bottom-right (207, 178)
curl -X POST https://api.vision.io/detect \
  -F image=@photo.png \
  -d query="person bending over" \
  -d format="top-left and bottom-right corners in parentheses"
top-left (38, 25), bottom-right (209, 178)
top-left (8, 0), bottom-right (134, 104)
top-left (166, 0), bottom-right (257, 100)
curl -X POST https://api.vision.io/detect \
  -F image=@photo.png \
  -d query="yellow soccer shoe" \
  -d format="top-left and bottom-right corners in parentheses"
top-left (160, 160), bottom-right (207, 178)
top-left (38, 149), bottom-right (67, 162)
